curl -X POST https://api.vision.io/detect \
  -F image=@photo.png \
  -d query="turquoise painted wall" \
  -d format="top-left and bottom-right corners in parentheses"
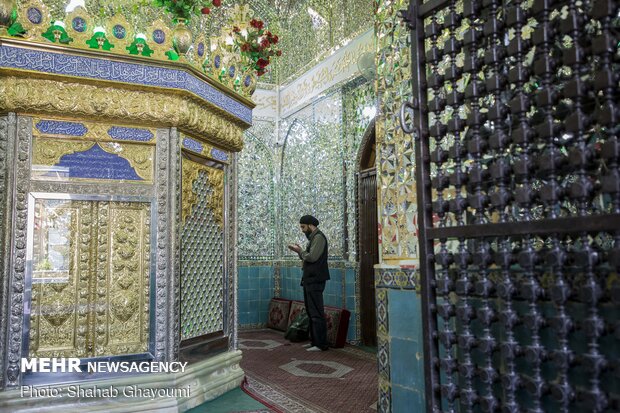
top-left (387, 289), bottom-right (426, 412)
top-left (238, 263), bottom-right (359, 342)
top-left (238, 266), bottom-right (274, 327)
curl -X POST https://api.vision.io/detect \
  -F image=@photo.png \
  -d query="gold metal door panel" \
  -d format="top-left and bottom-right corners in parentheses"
top-left (30, 200), bottom-right (90, 358)
top-left (29, 199), bottom-right (150, 359)
top-left (96, 202), bottom-right (150, 356)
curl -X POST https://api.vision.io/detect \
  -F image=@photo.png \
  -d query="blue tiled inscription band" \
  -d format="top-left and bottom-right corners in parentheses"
top-left (0, 45), bottom-right (252, 125)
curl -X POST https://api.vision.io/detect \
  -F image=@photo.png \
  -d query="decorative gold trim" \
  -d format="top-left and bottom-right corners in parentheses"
top-left (206, 167), bottom-right (224, 228)
top-left (192, 34), bottom-right (208, 72)
top-left (64, 6), bottom-right (92, 47)
top-left (182, 159), bottom-right (224, 227)
top-left (146, 19), bottom-right (172, 61)
top-left (182, 159), bottom-right (206, 224)
top-left (0, 75), bottom-right (245, 151)
top-left (180, 134), bottom-right (230, 164)
top-left (31, 138), bottom-right (154, 183)
top-left (18, 0), bottom-right (50, 40)
top-left (106, 13), bottom-right (132, 53)
top-left (32, 138), bottom-right (95, 167)
top-left (99, 142), bottom-right (154, 182)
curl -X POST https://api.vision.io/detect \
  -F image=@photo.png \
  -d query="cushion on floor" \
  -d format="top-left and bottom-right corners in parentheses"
top-left (278, 299), bottom-right (350, 348)
top-left (266, 297), bottom-right (292, 331)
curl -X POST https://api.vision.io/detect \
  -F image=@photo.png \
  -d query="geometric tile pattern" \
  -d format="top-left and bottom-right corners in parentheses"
top-left (376, 288), bottom-right (391, 413)
top-left (238, 339), bottom-right (283, 351)
top-left (279, 359), bottom-right (353, 379)
top-left (375, 267), bottom-right (419, 291)
top-left (181, 169), bottom-right (224, 340)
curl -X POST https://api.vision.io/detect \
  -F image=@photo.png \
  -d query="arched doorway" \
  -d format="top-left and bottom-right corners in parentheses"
top-left (357, 120), bottom-right (378, 346)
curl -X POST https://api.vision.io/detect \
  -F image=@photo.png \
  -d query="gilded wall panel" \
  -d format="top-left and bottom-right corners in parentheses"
top-left (28, 199), bottom-right (151, 358)
top-left (99, 202), bottom-right (151, 356)
top-left (29, 200), bottom-right (89, 358)
top-left (181, 159), bottom-right (225, 340)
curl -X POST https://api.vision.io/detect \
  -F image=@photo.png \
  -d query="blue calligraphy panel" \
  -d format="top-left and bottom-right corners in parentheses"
top-left (36, 120), bottom-right (88, 136)
top-left (210, 148), bottom-right (229, 162)
top-left (182, 137), bottom-right (203, 153)
top-left (107, 126), bottom-right (154, 142)
top-left (48, 144), bottom-right (142, 181)
top-left (0, 45), bottom-right (252, 125)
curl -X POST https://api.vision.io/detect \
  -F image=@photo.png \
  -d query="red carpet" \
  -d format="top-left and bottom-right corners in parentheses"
top-left (239, 329), bottom-right (378, 413)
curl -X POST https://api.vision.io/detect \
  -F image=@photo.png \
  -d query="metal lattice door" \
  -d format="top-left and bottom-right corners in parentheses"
top-left (400, 0), bottom-right (619, 411)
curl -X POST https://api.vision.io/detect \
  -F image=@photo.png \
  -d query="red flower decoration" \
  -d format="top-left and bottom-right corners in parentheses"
top-left (249, 19), bottom-right (264, 29)
top-left (201, 6), bottom-right (210, 14)
top-left (212, 0), bottom-right (221, 6)
top-left (231, 18), bottom-right (281, 77)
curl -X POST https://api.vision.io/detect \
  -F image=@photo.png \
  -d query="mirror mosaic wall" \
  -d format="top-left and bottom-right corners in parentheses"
top-left (238, 120), bottom-right (277, 260)
top-left (237, 77), bottom-right (376, 343)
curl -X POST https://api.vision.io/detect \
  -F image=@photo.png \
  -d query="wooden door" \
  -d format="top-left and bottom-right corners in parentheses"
top-left (358, 168), bottom-right (378, 346)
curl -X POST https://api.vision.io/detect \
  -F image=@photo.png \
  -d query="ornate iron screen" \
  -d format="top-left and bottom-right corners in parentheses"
top-left (400, 0), bottom-right (619, 411)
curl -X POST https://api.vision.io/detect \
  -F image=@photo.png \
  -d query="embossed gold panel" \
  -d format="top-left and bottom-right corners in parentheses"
top-left (29, 199), bottom-right (151, 358)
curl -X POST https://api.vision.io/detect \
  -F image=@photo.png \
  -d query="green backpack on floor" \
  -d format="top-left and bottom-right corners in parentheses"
top-left (284, 312), bottom-right (309, 342)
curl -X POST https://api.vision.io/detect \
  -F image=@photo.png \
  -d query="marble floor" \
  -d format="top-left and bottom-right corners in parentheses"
top-left (186, 387), bottom-right (269, 413)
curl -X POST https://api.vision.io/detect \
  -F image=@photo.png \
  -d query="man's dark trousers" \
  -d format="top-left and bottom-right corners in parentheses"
top-left (303, 281), bottom-right (328, 350)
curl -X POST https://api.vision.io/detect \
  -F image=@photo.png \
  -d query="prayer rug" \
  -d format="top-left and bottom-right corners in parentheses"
top-left (239, 329), bottom-right (378, 413)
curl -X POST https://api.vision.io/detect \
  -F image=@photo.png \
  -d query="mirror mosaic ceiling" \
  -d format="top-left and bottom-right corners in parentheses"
top-left (38, 0), bottom-right (373, 84)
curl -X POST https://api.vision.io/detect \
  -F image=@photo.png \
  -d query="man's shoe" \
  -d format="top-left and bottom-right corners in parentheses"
top-left (302, 343), bottom-right (313, 348)
top-left (306, 346), bottom-right (322, 352)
